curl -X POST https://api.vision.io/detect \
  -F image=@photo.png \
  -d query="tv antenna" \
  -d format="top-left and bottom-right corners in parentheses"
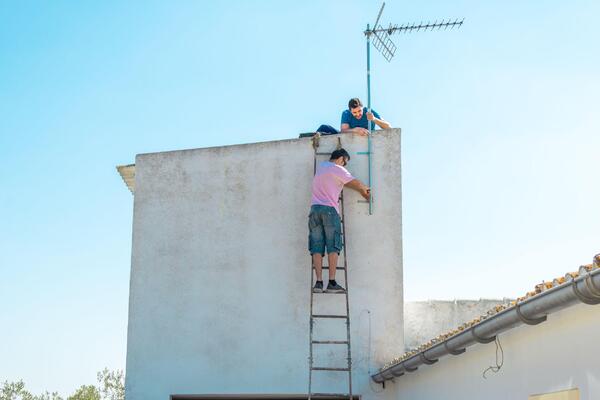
top-left (360, 2), bottom-right (463, 215)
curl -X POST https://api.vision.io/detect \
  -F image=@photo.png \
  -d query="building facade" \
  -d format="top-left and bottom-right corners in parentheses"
top-left (122, 130), bottom-right (404, 400)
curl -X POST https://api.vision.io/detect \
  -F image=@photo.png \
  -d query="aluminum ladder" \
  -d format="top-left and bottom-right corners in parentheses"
top-left (308, 141), bottom-right (353, 400)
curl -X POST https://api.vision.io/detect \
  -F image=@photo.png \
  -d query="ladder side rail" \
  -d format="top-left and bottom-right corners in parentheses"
top-left (308, 264), bottom-right (314, 400)
top-left (340, 192), bottom-right (353, 399)
top-left (308, 147), bottom-right (318, 400)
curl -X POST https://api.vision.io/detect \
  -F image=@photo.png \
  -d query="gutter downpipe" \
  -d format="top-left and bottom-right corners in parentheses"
top-left (372, 268), bottom-right (600, 383)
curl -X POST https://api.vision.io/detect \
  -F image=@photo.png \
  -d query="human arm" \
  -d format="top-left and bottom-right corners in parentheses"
top-left (367, 111), bottom-right (391, 129)
top-left (344, 179), bottom-right (370, 201)
top-left (340, 123), bottom-right (369, 136)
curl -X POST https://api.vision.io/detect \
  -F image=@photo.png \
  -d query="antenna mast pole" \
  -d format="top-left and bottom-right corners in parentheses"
top-left (367, 23), bottom-right (371, 114)
top-left (366, 23), bottom-right (373, 214)
top-left (361, 2), bottom-right (463, 215)
top-left (364, 3), bottom-right (385, 215)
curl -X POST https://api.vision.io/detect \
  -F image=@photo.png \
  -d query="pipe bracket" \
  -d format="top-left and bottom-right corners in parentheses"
top-left (584, 275), bottom-right (600, 298)
top-left (572, 281), bottom-right (600, 305)
top-left (515, 304), bottom-right (547, 325)
top-left (404, 364), bottom-right (418, 372)
top-left (419, 352), bottom-right (438, 365)
top-left (471, 329), bottom-right (496, 344)
top-left (391, 369), bottom-right (405, 377)
top-left (444, 341), bottom-right (466, 355)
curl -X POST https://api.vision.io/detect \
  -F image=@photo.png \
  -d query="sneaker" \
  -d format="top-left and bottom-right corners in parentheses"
top-left (313, 281), bottom-right (324, 293)
top-left (326, 281), bottom-right (346, 293)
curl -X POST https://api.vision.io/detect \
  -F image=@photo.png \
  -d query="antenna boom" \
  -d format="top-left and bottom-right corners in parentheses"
top-left (370, 18), bottom-right (464, 36)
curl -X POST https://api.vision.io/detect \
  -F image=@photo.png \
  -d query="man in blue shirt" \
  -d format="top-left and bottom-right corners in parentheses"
top-left (340, 97), bottom-right (391, 136)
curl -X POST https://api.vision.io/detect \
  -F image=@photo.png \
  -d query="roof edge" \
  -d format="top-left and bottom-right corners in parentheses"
top-left (116, 164), bottom-right (135, 194)
top-left (373, 254), bottom-right (600, 383)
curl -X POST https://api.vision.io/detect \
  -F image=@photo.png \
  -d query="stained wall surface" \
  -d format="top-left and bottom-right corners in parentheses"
top-left (125, 129), bottom-right (403, 400)
top-left (391, 302), bottom-right (600, 400)
top-left (404, 299), bottom-right (509, 350)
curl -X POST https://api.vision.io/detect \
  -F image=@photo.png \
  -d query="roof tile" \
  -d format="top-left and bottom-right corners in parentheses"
top-left (380, 252), bottom-right (600, 372)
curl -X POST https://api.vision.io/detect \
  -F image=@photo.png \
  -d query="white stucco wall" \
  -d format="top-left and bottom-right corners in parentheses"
top-left (389, 302), bottom-right (600, 400)
top-left (404, 299), bottom-right (509, 351)
top-left (125, 130), bottom-right (403, 400)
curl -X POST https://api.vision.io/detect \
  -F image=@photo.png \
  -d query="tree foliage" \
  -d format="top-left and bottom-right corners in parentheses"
top-left (33, 393), bottom-right (63, 400)
top-left (96, 370), bottom-right (124, 400)
top-left (1, 369), bottom-right (124, 400)
top-left (0, 379), bottom-right (33, 400)
top-left (66, 385), bottom-right (100, 400)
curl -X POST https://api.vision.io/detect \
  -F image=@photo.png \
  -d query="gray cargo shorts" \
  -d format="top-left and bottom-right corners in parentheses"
top-left (308, 204), bottom-right (343, 255)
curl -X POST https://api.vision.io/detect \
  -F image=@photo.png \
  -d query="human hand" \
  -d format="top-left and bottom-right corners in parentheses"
top-left (361, 188), bottom-right (371, 201)
top-left (355, 127), bottom-right (369, 136)
top-left (366, 111), bottom-right (374, 121)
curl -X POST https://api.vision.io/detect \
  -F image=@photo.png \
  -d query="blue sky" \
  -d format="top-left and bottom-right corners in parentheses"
top-left (1, 0), bottom-right (599, 396)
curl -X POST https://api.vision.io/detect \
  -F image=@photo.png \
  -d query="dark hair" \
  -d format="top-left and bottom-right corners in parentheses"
top-left (330, 148), bottom-right (350, 162)
top-left (348, 98), bottom-right (362, 110)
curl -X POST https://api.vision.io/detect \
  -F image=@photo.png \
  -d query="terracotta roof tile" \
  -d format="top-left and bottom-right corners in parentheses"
top-left (380, 252), bottom-right (600, 372)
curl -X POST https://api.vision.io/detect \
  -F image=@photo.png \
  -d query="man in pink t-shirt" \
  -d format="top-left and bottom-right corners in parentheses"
top-left (309, 148), bottom-right (370, 293)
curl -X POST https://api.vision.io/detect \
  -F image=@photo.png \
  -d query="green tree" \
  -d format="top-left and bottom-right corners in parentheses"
top-left (66, 385), bottom-right (100, 400)
top-left (96, 369), bottom-right (124, 400)
top-left (1, 380), bottom-right (64, 400)
top-left (1, 368), bottom-right (123, 400)
top-left (1, 380), bottom-right (34, 400)
top-left (33, 392), bottom-right (62, 400)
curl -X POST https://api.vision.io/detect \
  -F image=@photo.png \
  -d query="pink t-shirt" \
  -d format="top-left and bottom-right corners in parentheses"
top-left (311, 161), bottom-right (355, 214)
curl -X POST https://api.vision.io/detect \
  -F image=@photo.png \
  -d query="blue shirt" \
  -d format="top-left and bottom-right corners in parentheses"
top-left (341, 107), bottom-right (381, 130)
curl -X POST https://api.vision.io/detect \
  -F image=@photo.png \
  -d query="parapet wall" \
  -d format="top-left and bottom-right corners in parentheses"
top-left (404, 299), bottom-right (509, 350)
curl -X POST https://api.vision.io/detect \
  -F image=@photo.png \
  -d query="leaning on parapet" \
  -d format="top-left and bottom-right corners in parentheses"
top-left (340, 97), bottom-right (391, 136)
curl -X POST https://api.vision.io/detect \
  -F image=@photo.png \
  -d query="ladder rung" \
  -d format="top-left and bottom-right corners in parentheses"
top-left (310, 393), bottom-right (351, 398)
top-left (312, 314), bottom-right (348, 319)
top-left (317, 291), bottom-right (346, 295)
top-left (312, 267), bottom-right (345, 270)
top-left (312, 340), bottom-right (349, 345)
top-left (311, 367), bottom-right (350, 371)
